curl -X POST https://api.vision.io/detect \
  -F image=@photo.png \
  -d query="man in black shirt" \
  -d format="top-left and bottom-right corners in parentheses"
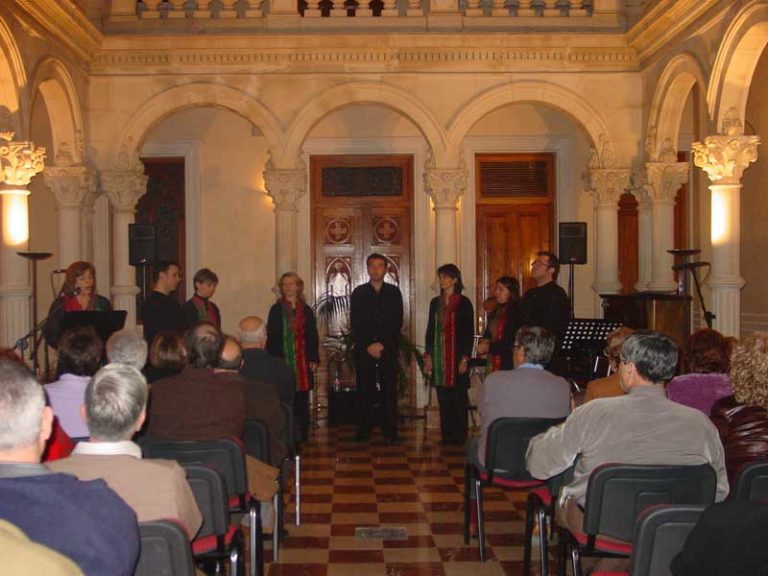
top-left (142, 261), bottom-right (186, 348)
top-left (513, 251), bottom-right (571, 374)
top-left (350, 253), bottom-right (403, 443)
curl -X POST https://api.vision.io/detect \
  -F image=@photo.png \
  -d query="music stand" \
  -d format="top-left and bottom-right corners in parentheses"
top-left (60, 311), bottom-right (128, 346)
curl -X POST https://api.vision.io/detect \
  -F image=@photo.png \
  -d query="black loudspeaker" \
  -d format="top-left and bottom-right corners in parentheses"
top-left (559, 222), bottom-right (587, 265)
top-left (129, 224), bottom-right (157, 266)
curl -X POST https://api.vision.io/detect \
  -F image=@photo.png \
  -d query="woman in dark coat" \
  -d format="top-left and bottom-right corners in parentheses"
top-left (424, 264), bottom-right (475, 445)
top-left (267, 272), bottom-right (320, 443)
top-left (477, 276), bottom-right (520, 372)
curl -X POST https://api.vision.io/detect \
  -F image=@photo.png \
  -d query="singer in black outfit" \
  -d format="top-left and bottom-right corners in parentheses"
top-left (44, 261), bottom-right (112, 348)
top-left (142, 261), bottom-right (187, 349)
top-left (350, 253), bottom-right (404, 443)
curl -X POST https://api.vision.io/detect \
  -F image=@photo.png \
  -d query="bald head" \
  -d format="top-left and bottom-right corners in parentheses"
top-left (219, 335), bottom-right (243, 370)
top-left (238, 316), bottom-right (266, 349)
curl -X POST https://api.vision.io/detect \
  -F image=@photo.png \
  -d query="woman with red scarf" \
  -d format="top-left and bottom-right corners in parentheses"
top-left (44, 261), bottom-right (112, 349)
top-left (267, 272), bottom-right (320, 443)
top-left (423, 264), bottom-right (475, 445)
top-left (476, 276), bottom-right (520, 372)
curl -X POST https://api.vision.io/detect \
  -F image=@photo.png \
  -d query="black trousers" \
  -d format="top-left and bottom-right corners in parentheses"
top-left (436, 377), bottom-right (469, 443)
top-left (293, 390), bottom-right (310, 443)
top-left (356, 354), bottom-right (398, 439)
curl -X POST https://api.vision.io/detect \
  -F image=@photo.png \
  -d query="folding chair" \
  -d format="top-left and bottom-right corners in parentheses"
top-left (557, 463), bottom-right (717, 576)
top-left (135, 520), bottom-right (196, 576)
top-left (142, 438), bottom-right (263, 576)
top-left (463, 416), bottom-right (565, 569)
top-left (732, 460), bottom-right (768, 501)
top-left (184, 464), bottom-right (244, 576)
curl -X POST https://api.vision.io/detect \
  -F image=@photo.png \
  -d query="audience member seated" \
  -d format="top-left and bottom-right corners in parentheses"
top-left (220, 335), bottom-right (286, 467)
top-left (527, 331), bottom-right (729, 536)
top-left (105, 329), bottom-right (148, 371)
top-left (469, 325), bottom-right (571, 469)
top-left (0, 359), bottom-right (139, 575)
top-left (0, 519), bottom-right (84, 576)
top-left (239, 316), bottom-right (296, 412)
top-left (710, 331), bottom-right (768, 485)
top-left (45, 326), bottom-right (103, 439)
top-left (583, 326), bottom-right (634, 403)
top-left (145, 331), bottom-right (187, 383)
top-left (667, 328), bottom-right (734, 415)
top-left (49, 363), bottom-right (202, 538)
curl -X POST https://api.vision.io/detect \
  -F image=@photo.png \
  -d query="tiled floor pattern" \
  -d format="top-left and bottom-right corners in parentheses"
top-left (263, 413), bottom-right (554, 576)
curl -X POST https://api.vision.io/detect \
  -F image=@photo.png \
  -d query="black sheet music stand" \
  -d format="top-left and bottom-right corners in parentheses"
top-left (561, 318), bottom-right (623, 384)
top-left (60, 311), bottom-right (128, 345)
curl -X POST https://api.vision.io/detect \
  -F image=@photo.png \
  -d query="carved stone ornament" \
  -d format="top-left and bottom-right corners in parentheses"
top-left (644, 162), bottom-right (689, 203)
top-left (101, 170), bottom-right (148, 212)
top-left (645, 124), bottom-right (657, 160)
top-left (587, 133), bottom-right (616, 169)
top-left (114, 137), bottom-right (145, 172)
top-left (656, 138), bottom-right (677, 163)
top-left (0, 132), bottom-right (46, 187)
top-left (692, 135), bottom-right (760, 185)
top-left (44, 166), bottom-right (97, 208)
top-left (264, 167), bottom-right (307, 211)
top-left (586, 168), bottom-right (631, 206)
top-left (425, 168), bottom-right (467, 208)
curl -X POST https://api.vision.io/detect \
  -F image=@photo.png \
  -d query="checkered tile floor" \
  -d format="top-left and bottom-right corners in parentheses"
top-left (264, 411), bottom-right (555, 576)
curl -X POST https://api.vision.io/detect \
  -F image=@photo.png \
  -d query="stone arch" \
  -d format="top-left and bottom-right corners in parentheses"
top-left (647, 52), bottom-right (707, 160)
top-left (283, 82), bottom-right (448, 166)
top-left (0, 15), bottom-right (27, 135)
top-left (114, 82), bottom-right (283, 168)
top-left (708, 0), bottom-right (768, 130)
top-left (29, 58), bottom-right (84, 164)
top-left (446, 80), bottom-right (612, 162)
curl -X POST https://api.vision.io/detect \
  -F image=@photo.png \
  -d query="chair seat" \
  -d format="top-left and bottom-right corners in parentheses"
top-left (570, 530), bottom-right (633, 556)
top-left (528, 485), bottom-right (552, 506)
top-left (478, 470), bottom-right (544, 490)
top-left (192, 524), bottom-right (239, 555)
top-left (228, 492), bottom-right (253, 510)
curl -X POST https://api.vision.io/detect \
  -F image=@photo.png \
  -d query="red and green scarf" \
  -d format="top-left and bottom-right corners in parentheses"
top-left (62, 294), bottom-right (108, 312)
top-left (281, 299), bottom-right (311, 392)
top-left (488, 304), bottom-right (508, 373)
top-left (431, 294), bottom-right (460, 388)
top-left (191, 295), bottom-right (218, 327)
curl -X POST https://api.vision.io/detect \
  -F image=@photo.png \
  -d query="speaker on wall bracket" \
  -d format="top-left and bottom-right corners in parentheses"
top-left (129, 224), bottom-right (157, 266)
top-left (559, 222), bottom-right (587, 265)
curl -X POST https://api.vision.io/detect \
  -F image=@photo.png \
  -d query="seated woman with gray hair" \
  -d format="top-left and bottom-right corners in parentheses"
top-left (106, 330), bottom-right (148, 371)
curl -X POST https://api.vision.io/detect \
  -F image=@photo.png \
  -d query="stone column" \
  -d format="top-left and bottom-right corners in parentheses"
top-left (80, 185), bottom-right (99, 263)
top-left (632, 185), bottom-right (652, 292)
top-left (0, 134), bottom-right (46, 347)
top-left (424, 167), bottom-right (467, 268)
top-left (44, 165), bottom-right (97, 268)
top-left (101, 169), bottom-right (147, 329)
top-left (645, 162), bottom-right (689, 292)
top-left (693, 125), bottom-right (760, 337)
top-left (264, 166), bottom-right (306, 277)
top-left (587, 168), bottom-right (631, 295)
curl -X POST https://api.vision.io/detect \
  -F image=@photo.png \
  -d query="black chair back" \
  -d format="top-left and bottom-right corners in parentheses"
top-left (629, 504), bottom-right (705, 576)
top-left (582, 463), bottom-right (717, 542)
top-left (484, 417), bottom-right (565, 483)
top-left (135, 520), bottom-right (195, 576)
top-left (243, 419), bottom-right (271, 463)
top-left (732, 460), bottom-right (768, 501)
top-left (142, 438), bottom-right (248, 503)
top-left (183, 464), bottom-right (231, 540)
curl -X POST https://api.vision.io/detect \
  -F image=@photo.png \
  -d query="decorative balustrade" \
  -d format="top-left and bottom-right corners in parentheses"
top-left (131, 0), bottom-right (597, 21)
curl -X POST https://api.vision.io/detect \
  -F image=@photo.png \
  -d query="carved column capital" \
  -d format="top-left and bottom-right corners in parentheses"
top-left (0, 133), bottom-right (46, 187)
top-left (425, 168), bottom-right (467, 209)
top-left (586, 168), bottom-right (631, 206)
top-left (44, 166), bottom-right (97, 208)
top-left (101, 170), bottom-right (148, 213)
top-left (692, 135), bottom-right (760, 185)
top-left (644, 162), bottom-right (689, 203)
top-left (264, 168), bottom-right (306, 212)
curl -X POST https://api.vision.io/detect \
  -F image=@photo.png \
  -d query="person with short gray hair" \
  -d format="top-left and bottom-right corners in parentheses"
top-left (0, 359), bottom-right (141, 575)
top-left (49, 363), bottom-right (202, 537)
top-left (239, 315), bottom-right (296, 409)
top-left (105, 330), bottom-right (148, 371)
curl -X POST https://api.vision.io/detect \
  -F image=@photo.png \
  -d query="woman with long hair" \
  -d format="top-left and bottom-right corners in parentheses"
top-left (44, 261), bottom-right (112, 348)
top-left (476, 276), bottom-right (520, 372)
top-left (266, 272), bottom-right (320, 443)
top-left (423, 264), bottom-right (475, 445)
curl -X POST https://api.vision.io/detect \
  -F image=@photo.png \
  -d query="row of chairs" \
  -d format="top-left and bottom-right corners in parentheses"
top-left (464, 416), bottom-right (768, 576)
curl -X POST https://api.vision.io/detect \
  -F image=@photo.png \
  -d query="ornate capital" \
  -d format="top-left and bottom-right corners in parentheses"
top-left (424, 168), bottom-right (467, 208)
top-left (586, 168), bottom-right (631, 206)
top-left (44, 166), bottom-right (97, 208)
top-left (101, 170), bottom-right (148, 212)
top-left (264, 168), bottom-right (306, 211)
top-left (0, 133), bottom-right (46, 187)
top-left (692, 134), bottom-right (760, 185)
top-left (644, 162), bottom-right (689, 203)
top-left (587, 133), bottom-right (616, 169)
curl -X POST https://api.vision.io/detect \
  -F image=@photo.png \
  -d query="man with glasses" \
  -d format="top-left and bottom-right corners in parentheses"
top-left (513, 251), bottom-right (570, 374)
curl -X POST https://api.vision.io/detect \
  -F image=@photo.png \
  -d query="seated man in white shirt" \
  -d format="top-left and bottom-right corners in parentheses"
top-left (49, 363), bottom-right (202, 538)
top-left (526, 330), bottom-right (729, 534)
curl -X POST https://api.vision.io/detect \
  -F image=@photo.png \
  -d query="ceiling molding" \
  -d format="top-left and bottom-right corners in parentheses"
top-left (15, 0), bottom-right (102, 62)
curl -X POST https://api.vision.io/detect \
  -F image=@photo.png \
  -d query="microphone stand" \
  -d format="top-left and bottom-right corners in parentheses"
top-left (687, 267), bottom-right (716, 329)
top-left (14, 316), bottom-right (48, 377)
